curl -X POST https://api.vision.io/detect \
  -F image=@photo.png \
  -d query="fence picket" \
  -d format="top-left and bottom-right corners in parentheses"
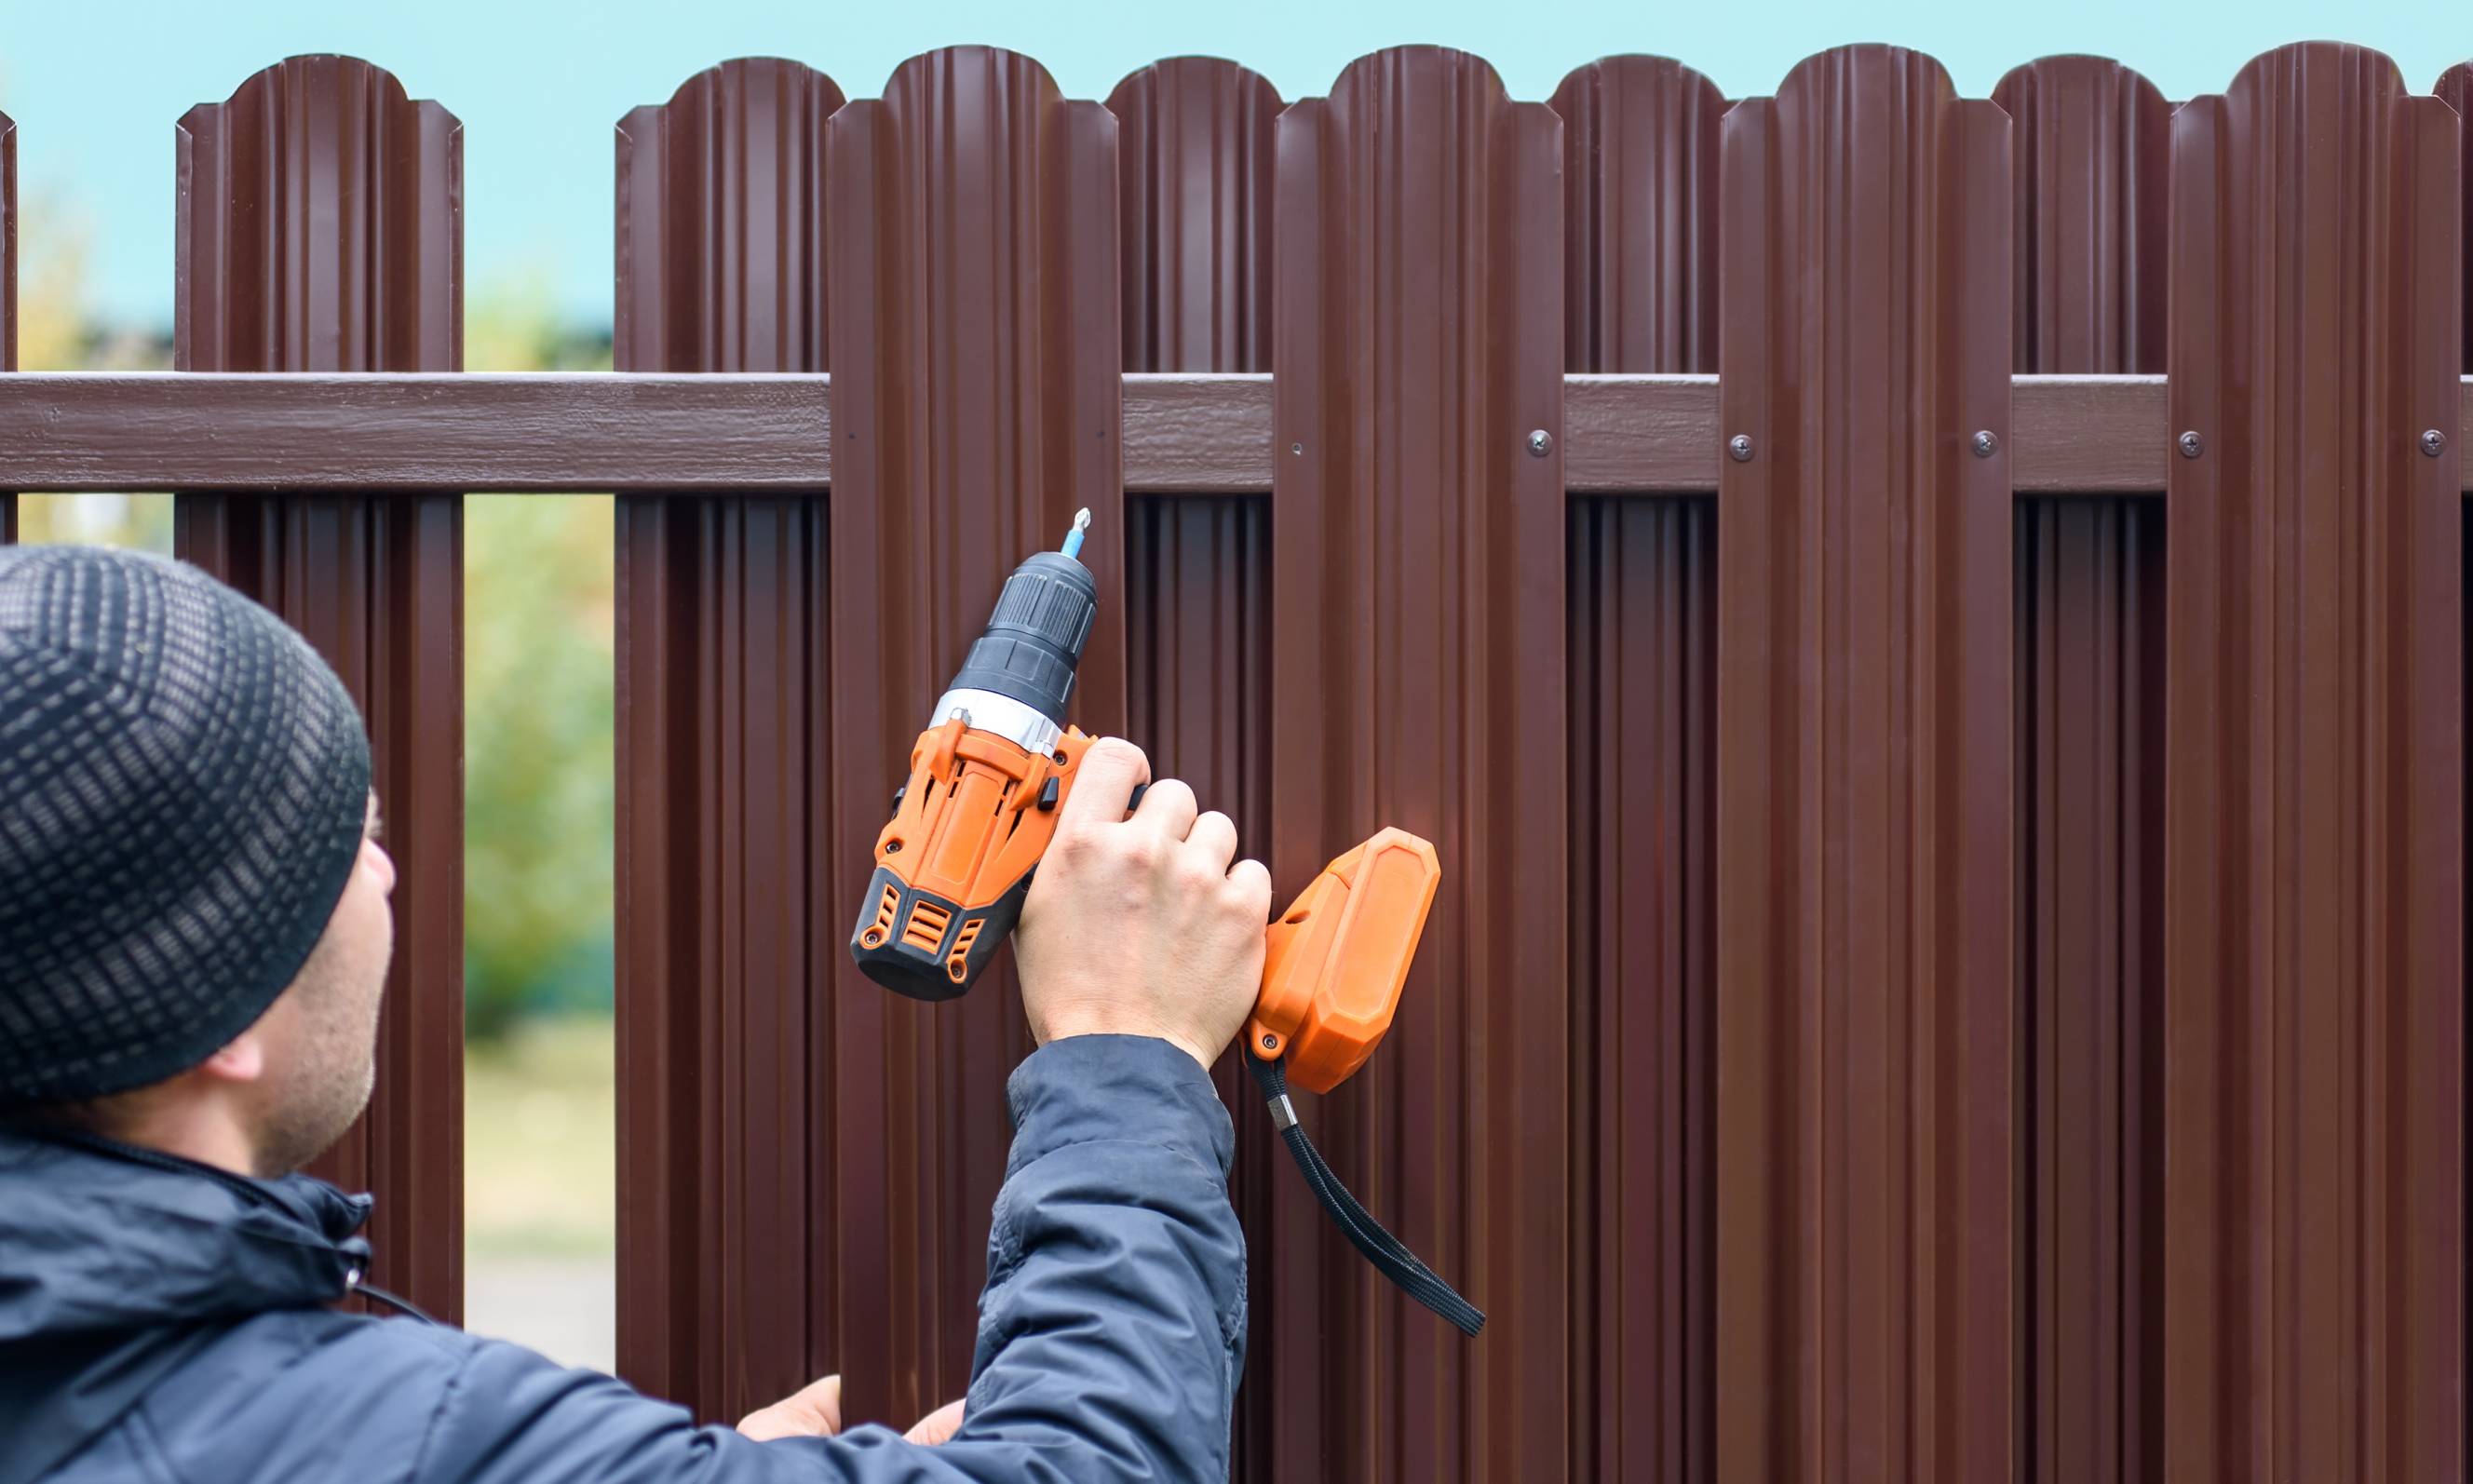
top-left (1103, 54), bottom-right (1284, 1480)
top-left (172, 54), bottom-right (466, 1325)
top-left (2437, 62), bottom-right (2473, 374)
top-left (610, 54), bottom-right (845, 1420)
top-left (1551, 48), bottom-right (1723, 1484)
top-left (1995, 53), bottom-right (2171, 1484)
top-left (1716, 45), bottom-right (2016, 1484)
top-left (824, 45), bottom-right (1126, 1429)
top-left (2162, 43), bottom-right (2463, 1481)
top-left (1553, 56), bottom-right (1723, 377)
top-left (1108, 58), bottom-right (1279, 374)
top-left (1273, 46), bottom-right (1569, 1483)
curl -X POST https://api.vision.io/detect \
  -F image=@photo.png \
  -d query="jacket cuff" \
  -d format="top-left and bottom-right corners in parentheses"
top-left (1006, 1034), bottom-right (1235, 1180)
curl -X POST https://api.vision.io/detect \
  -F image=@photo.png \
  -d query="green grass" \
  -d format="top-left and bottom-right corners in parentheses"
top-left (464, 1015), bottom-right (615, 1259)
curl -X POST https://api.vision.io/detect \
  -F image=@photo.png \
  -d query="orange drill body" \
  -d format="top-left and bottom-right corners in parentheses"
top-left (853, 721), bottom-right (1101, 998)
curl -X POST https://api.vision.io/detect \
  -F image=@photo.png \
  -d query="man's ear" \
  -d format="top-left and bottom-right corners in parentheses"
top-left (196, 1027), bottom-right (269, 1086)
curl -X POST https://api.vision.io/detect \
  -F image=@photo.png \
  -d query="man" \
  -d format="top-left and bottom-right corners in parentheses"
top-left (0, 544), bottom-right (1268, 1481)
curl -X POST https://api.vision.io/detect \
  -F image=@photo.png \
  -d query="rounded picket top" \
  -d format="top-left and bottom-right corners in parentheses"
top-left (1105, 57), bottom-right (1283, 372)
top-left (1992, 54), bottom-right (2171, 373)
top-left (1548, 55), bottom-right (1727, 372)
top-left (615, 57), bottom-right (848, 372)
top-left (178, 55), bottom-right (460, 372)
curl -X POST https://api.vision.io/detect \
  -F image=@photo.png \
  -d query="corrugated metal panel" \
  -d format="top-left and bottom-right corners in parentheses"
top-left (2163, 44), bottom-right (2463, 1481)
top-left (1104, 55), bottom-right (1284, 1480)
top-left (824, 45), bottom-right (1125, 1429)
top-left (1716, 45), bottom-right (2014, 1484)
top-left (2013, 497), bottom-right (2163, 1484)
top-left (1553, 48), bottom-right (1722, 1484)
top-left (609, 55), bottom-right (844, 1417)
top-left (1996, 53), bottom-right (2169, 1484)
top-left (1123, 493), bottom-right (1276, 1473)
top-left (1551, 55), bottom-right (1722, 377)
top-left (1273, 46), bottom-right (1567, 1483)
top-left (171, 55), bottom-right (466, 1325)
top-left (1568, 497), bottom-right (1714, 1484)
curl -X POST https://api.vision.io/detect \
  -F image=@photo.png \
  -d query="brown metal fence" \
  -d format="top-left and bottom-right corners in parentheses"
top-left (0, 38), bottom-right (2466, 1484)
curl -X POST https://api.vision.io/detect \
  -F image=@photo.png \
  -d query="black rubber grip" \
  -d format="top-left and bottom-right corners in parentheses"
top-left (850, 865), bottom-right (1030, 1002)
top-left (947, 550), bottom-right (1096, 724)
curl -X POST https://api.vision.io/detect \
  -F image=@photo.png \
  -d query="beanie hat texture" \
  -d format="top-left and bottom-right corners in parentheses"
top-left (0, 545), bottom-right (372, 1107)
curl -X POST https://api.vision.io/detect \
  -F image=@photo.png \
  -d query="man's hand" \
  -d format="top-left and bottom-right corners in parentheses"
top-left (736, 1375), bottom-right (965, 1445)
top-left (1015, 738), bottom-right (1273, 1072)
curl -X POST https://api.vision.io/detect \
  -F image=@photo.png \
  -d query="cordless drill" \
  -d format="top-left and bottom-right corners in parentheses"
top-left (850, 512), bottom-right (1483, 1334)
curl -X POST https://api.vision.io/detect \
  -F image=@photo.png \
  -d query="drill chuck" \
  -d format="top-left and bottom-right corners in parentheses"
top-left (941, 550), bottom-right (1096, 730)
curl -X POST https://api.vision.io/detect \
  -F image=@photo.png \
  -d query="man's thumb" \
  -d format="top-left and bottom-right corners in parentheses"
top-left (904, 1398), bottom-right (966, 1445)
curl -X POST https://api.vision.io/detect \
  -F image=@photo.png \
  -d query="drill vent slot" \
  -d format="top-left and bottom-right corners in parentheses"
top-left (868, 884), bottom-right (900, 942)
top-left (902, 898), bottom-right (953, 953)
top-left (946, 918), bottom-right (984, 980)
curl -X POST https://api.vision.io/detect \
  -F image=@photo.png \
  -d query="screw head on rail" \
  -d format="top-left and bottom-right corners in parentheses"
top-left (1727, 434), bottom-right (1755, 463)
top-left (1290, 441), bottom-right (1304, 456)
top-left (1970, 430), bottom-right (1999, 458)
top-left (2177, 430), bottom-right (2205, 459)
top-left (1527, 429), bottom-right (1554, 457)
top-left (2421, 428), bottom-right (2447, 457)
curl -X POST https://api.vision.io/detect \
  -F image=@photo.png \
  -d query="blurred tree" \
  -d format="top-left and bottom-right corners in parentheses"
top-left (463, 269), bottom-right (617, 1040)
top-left (14, 492), bottom-right (176, 551)
top-left (18, 188), bottom-right (93, 371)
top-left (16, 189), bottom-right (171, 371)
top-left (16, 190), bottom-right (181, 553)
top-left (466, 267), bottom-right (615, 372)
top-left (464, 491), bottom-right (615, 1039)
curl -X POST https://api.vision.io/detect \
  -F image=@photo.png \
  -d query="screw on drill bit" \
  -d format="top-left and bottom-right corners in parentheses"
top-left (1061, 507), bottom-right (1092, 561)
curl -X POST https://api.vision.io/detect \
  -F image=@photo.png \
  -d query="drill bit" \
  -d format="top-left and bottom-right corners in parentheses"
top-left (1060, 507), bottom-right (1091, 561)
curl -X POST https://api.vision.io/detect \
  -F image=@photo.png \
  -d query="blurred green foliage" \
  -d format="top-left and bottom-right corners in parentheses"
top-left (464, 492), bottom-right (616, 1040)
top-left (463, 268), bottom-right (618, 1042)
top-left (13, 492), bottom-right (177, 550)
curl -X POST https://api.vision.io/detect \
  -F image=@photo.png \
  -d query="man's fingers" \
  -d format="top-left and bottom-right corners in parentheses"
top-left (737, 1373), bottom-right (841, 1441)
top-left (1131, 777), bottom-right (1198, 840)
top-left (1059, 738), bottom-right (1150, 833)
top-left (1227, 858), bottom-right (1275, 915)
top-left (903, 1397), bottom-right (966, 1445)
top-left (1186, 810), bottom-right (1238, 871)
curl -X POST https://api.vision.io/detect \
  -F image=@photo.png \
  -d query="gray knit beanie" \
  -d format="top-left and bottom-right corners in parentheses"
top-left (0, 545), bottom-right (372, 1107)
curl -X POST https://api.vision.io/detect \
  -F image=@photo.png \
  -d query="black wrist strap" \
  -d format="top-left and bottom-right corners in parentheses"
top-left (1245, 1054), bottom-right (1485, 1337)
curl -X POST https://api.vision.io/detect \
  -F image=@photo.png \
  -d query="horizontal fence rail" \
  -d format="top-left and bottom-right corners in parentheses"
top-left (5, 370), bottom-right (2453, 493)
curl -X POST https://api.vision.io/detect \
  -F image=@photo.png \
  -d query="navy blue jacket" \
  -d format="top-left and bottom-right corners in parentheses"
top-left (0, 1035), bottom-right (1246, 1482)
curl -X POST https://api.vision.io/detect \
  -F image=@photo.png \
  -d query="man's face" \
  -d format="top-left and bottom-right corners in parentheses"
top-left (242, 792), bottom-right (398, 1175)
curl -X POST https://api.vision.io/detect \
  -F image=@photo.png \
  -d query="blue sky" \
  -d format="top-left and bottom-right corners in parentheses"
top-left (5, 0), bottom-right (2470, 331)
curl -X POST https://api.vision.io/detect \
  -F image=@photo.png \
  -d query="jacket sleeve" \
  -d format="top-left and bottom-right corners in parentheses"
top-left (414, 1034), bottom-right (1248, 1484)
